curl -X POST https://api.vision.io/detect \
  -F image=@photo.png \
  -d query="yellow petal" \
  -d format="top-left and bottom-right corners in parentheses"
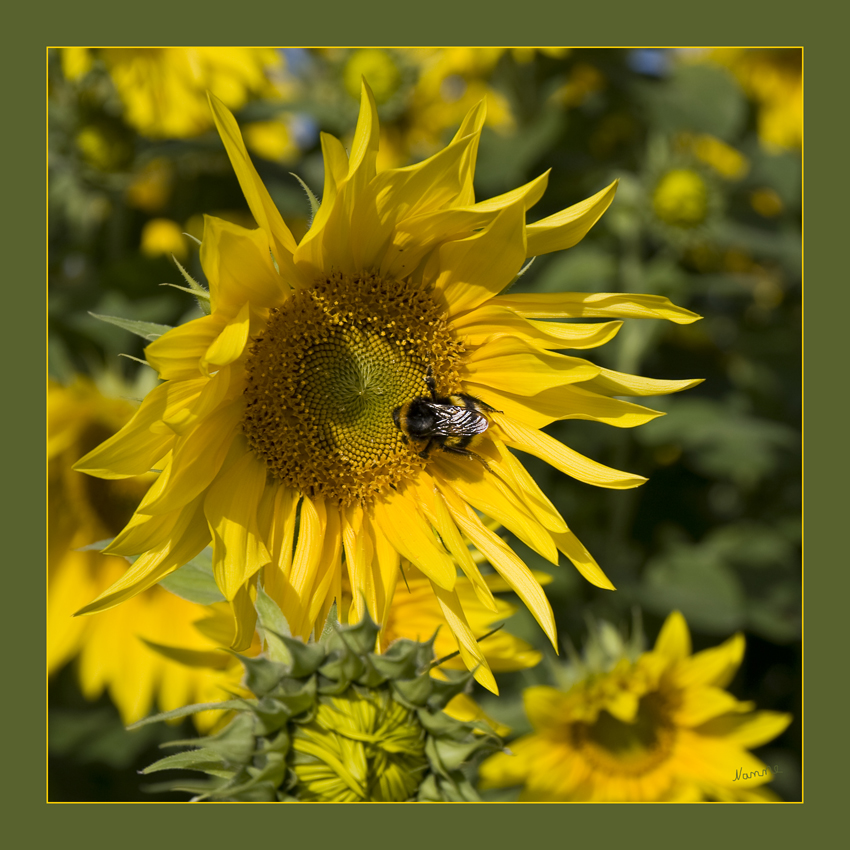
top-left (410, 477), bottom-right (497, 612)
top-left (145, 314), bottom-right (227, 381)
top-left (488, 437), bottom-right (567, 533)
top-left (200, 215), bottom-right (287, 314)
top-left (454, 304), bottom-right (623, 350)
top-left (302, 506), bottom-right (344, 637)
top-left (72, 381), bottom-right (190, 479)
top-left (365, 512), bottom-right (400, 628)
top-left (463, 336), bottom-right (599, 395)
top-left (348, 79), bottom-right (380, 180)
top-left (160, 366), bottom-right (238, 436)
top-left (492, 290), bottom-right (702, 324)
top-left (464, 381), bottom-right (664, 430)
top-left (342, 502), bottom-right (375, 624)
top-left (372, 490), bottom-right (456, 591)
top-left (434, 454), bottom-right (559, 565)
top-left (583, 367), bottom-right (704, 397)
top-left (494, 413), bottom-right (647, 489)
top-left (525, 180), bottom-right (618, 256)
top-left (204, 449), bottom-right (271, 600)
top-left (441, 489), bottom-right (557, 651)
top-left (202, 301), bottom-right (251, 372)
top-left (373, 132), bottom-right (477, 224)
top-left (653, 610), bottom-right (692, 661)
top-left (549, 527), bottom-right (614, 590)
top-left (674, 685), bottom-right (750, 727)
top-left (75, 497), bottom-right (210, 615)
top-left (429, 580), bottom-right (498, 694)
top-left (523, 685), bottom-right (570, 729)
top-left (140, 401), bottom-right (244, 515)
top-left (229, 579), bottom-right (258, 652)
top-left (283, 496), bottom-right (328, 634)
top-left (431, 201), bottom-right (527, 316)
top-left (471, 170), bottom-right (550, 213)
top-left (293, 132), bottom-right (346, 274)
top-left (207, 92), bottom-right (304, 283)
top-left (260, 486), bottom-right (299, 613)
top-left (697, 710), bottom-right (792, 748)
top-left (450, 99), bottom-right (486, 206)
top-left (676, 633), bottom-right (746, 689)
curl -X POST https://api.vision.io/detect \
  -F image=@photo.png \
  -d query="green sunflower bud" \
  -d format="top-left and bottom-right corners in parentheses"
top-left (132, 615), bottom-right (501, 802)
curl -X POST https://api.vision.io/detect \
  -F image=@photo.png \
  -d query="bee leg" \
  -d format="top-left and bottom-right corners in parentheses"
top-left (465, 394), bottom-right (501, 414)
top-left (418, 439), bottom-right (434, 460)
top-left (442, 444), bottom-right (492, 472)
top-left (425, 366), bottom-right (438, 400)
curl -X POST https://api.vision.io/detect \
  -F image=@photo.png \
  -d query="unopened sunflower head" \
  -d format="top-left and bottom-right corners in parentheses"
top-left (478, 610), bottom-right (792, 802)
top-left (74, 79), bottom-right (701, 691)
top-left (135, 616), bottom-right (501, 802)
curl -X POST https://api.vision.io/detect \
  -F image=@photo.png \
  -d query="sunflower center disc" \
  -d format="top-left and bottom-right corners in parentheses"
top-left (572, 692), bottom-right (675, 777)
top-left (242, 272), bottom-right (463, 506)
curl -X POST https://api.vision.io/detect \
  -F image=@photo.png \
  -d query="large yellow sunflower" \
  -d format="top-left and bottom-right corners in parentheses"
top-left (478, 611), bottom-right (792, 801)
top-left (75, 81), bottom-right (700, 693)
top-left (48, 378), bottom-right (251, 730)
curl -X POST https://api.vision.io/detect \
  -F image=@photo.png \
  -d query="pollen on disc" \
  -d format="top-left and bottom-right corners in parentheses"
top-left (242, 272), bottom-right (464, 505)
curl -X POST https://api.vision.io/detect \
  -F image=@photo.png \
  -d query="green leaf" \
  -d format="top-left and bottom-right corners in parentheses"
top-left (640, 63), bottom-right (747, 140)
top-left (159, 554), bottom-right (225, 605)
top-left (254, 586), bottom-right (292, 664)
top-left (127, 699), bottom-right (248, 730)
top-left (140, 639), bottom-right (230, 670)
top-left (141, 747), bottom-right (229, 776)
top-left (235, 653), bottom-right (287, 697)
top-left (167, 712), bottom-right (256, 764)
top-left (290, 172), bottom-right (320, 220)
top-left (89, 312), bottom-right (173, 341)
top-left (319, 601), bottom-right (338, 644)
top-left (641, 546), bottom-right (747, 634)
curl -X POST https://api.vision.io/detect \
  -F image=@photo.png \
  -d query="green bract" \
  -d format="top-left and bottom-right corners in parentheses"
top-left (132, 615), bottom-right (502, 801)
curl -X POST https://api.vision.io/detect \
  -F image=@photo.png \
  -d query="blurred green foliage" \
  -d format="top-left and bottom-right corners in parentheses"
top-left (48, 47), bottom-right (801, 801)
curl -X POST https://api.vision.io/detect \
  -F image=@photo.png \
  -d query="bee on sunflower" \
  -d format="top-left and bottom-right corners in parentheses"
top-left (74, 80), bottom-right (700, 693)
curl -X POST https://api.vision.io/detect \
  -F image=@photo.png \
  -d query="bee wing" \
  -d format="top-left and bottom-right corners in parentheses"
top-left (433, 406), bottom-right (489, 436)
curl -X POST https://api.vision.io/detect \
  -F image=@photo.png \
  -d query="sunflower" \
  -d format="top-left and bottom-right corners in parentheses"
top-left (48, 378), bottom-right (251, 730)
top-left (478, 611), bottom-right (792, 801)
top-left (75, 81), bottom-right (700, 694)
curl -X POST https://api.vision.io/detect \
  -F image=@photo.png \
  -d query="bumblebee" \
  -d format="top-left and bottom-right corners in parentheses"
top-left (392, 367), bottom-right (499, 468)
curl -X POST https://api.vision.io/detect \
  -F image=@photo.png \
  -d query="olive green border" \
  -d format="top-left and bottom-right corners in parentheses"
top-left (29, 1), bottom-right (826, 845)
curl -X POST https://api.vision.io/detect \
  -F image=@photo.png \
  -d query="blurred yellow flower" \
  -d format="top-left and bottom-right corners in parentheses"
top-left (343, 49), bottom-right (402, 103)
top-left (60, 46), bottom-right (93, 80)
top-left (478, 611), bottom-right (792, 801)
top-left (400, 48), bottom-right (514, 159)
top-left (74, 83), bottom-right (700, 696)
top-left (140, 218), bottom-right (187, 259)
top-left (709, 48), bottom-right (802, 152)
top-left (678, 133), bottom-right (749, 180)
top-left (652, 168), bottom-right (709, 229)
top-left (97, 47), bottom-right (282, 139)
top-left (750, 187), bottom-right (784, 218)
top-left (242, 120), bottom-right (299, 163)
top-left (48, 378), bottom-right (250, 730)
top-left (553, 62), bottom-right (605, 108)
top-left (126, 159), bottom-right (174, 212)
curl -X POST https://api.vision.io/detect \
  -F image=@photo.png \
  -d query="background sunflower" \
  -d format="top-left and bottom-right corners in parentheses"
top-left (48, 47), bottom-right (801, 801)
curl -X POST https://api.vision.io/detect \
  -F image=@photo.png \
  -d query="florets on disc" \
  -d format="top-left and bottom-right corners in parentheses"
top-left (242, 272), bottom-right (464, 506)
